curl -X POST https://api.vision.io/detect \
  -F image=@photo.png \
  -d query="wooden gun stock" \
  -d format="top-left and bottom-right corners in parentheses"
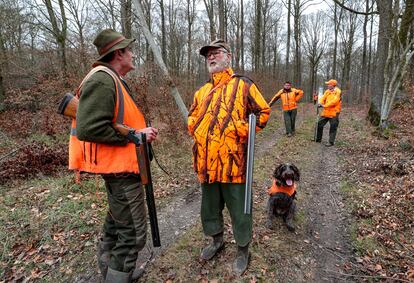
top-left (57, 93), bottom-right (78, 119)
top-left (57, 93), bottom-right (132, 136)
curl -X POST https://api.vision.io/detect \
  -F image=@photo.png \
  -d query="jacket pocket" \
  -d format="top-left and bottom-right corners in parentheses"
top-left (225, 143), bottom-right (247, 177)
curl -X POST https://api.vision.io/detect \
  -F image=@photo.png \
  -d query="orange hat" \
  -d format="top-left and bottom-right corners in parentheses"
top-left (325, 79), bottom-right (337, 86)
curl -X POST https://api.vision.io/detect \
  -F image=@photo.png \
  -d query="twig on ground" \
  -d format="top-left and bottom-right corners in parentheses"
top-left (0, 146), bottom-right (24, 162)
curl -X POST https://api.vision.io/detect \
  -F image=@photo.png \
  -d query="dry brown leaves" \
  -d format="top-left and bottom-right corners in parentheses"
top-left (339, 94), bottom-right (414, 281)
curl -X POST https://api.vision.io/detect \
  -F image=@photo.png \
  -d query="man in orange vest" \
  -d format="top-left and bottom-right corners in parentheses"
top-left (71, 29), bottom-right (158, 283)
top-left (315, 79), bottom-right (342, 146)
top-left (268, 81), bottom-right (304, 137)
top-left (188, 39), bottom-right (270, 275)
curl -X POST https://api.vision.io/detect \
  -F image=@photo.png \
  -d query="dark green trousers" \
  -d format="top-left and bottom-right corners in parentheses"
top-left (316, 114), bottom-right (340, 144)
top-left (101, 175), bottom-right (147, 273)
top-left (283, 109), bottom-right (297, 134)
top-left (201, 182), bottom-right (252, 247)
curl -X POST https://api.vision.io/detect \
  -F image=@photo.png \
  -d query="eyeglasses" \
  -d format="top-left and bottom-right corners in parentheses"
top-left (206, 50), bottom-right (227, 59)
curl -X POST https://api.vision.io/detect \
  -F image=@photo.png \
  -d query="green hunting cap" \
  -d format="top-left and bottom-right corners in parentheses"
top-left (200, 39), bottom-right (230, 57)
top-left (93, 29), bottom-right (135, 60)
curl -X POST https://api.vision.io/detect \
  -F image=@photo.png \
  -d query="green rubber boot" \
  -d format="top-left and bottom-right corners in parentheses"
top-left (200, 232), bottom-right (224, 260)
top-left (97, 238), bottom-right (115, 279)
top-left (232, 244), bottom-right (250, 276)
top-left (105, 267), bottom-right (131, 283)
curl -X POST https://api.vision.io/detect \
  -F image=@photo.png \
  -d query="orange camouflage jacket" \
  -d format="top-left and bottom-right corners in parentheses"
top-left (188, 68), bottom-right (270, 184)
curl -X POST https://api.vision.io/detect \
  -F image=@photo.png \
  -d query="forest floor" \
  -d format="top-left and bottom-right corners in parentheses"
top-left (1, 98), bottom-right (413, 282)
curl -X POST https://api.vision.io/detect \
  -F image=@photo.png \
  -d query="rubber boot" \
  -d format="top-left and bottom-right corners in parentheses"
top-left (200, 232), bottom-right (224, 260)
top-left (97, 238), bottom-right (115, 279)
top-left (105, 267), bottom-right (131, 283)
top-left (232, 244), bottom-right (250, 276)
top-left (131, 266), bottom-right (145, 280)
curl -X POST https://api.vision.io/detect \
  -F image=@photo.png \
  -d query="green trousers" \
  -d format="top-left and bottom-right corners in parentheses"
top-left (283, 109), bottom-right (297, 134)
top-left (201, 182), bottom-right (252, 247)
top-left (101, 175), bottom-right (147, 273)
top-left (316, 114), bottom-right (340, 144)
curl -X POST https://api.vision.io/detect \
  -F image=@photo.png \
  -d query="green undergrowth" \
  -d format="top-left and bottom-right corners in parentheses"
top-left (0, 174), bottom-right (106, 281)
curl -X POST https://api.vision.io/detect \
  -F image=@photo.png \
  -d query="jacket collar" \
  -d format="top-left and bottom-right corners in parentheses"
top-left (210, 68), bottom-right (234, 86)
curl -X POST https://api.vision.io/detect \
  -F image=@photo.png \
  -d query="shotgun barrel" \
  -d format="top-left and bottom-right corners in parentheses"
top-left (244, 113), bottom-right (256, 215)
top-left (127, 131), bottom-right (161, 247)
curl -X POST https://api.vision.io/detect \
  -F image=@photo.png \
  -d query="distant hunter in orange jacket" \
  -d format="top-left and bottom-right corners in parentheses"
top-left (268, 81), bottom-right (303, 137)
top-left (315, 79), bottom-right (342, 146)
top-left (188, 39), bottom-right (270, 275)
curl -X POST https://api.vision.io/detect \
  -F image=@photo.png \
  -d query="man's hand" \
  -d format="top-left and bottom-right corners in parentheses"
top-left (138, 127), bottom-right (158, 143)
top-left (317, 103), bottom-right (324, 108)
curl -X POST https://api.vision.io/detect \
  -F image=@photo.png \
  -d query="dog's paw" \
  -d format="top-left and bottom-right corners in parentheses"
top-left (265, 221), bottom-right (274, 230)
top-left (286, 222), bottom-right (295, 232)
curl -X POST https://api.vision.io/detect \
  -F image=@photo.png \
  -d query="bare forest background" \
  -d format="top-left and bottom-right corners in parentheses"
top-left (1, 0), bottom-right (414, 129)
top-left (1, 0), bottom-right (414, 281)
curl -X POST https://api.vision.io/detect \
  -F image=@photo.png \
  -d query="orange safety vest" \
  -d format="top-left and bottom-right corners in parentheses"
top-left (320, 87), bottom-right (341, 118)
top-left (268, 180), bottom-right (296, 196)
top-left (269, 88), bottom-right (303, 111)
top-left (69, 66), bottom-right (146, 174)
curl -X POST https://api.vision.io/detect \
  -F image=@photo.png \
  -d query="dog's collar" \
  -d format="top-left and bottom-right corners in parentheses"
top-left (268, 180), bottom-right (296, 196)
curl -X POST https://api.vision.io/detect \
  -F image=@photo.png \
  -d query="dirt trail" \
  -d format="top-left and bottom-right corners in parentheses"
top-left (302, 143), bottom-right (353, 282)
top-left (259, 104), bottom-right (353, 282)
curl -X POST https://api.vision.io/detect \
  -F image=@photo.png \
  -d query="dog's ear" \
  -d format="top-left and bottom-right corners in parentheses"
top-left (291, 164), bottom-right (300, 181)
top-left (273, 164), bottom-right (284, 179)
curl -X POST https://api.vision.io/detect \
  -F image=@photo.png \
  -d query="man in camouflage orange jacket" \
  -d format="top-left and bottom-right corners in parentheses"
top-left (188, 39), bottom-right (270, 275)
top-left (315, 79), bottom-right (342, 146)
top-left (268, 81), bottom-right (303, 137)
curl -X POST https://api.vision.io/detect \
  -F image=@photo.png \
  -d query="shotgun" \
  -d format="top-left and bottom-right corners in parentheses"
top-left (244, 113), bottom-right (256, 215)
top-left (313, 87), bottom-right (324, 141)
top-left (58, 93), bottom-right (161, 247)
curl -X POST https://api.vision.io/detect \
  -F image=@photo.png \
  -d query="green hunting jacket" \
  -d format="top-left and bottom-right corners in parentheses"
top-left (76, 62), bottom-right (128, 146)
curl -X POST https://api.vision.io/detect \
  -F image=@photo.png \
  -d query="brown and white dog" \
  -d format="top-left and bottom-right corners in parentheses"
top-left (266, 163), bottom-right (300, 231)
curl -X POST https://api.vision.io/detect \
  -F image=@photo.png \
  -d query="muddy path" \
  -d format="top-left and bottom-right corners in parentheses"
top-left (254, 104), bottom-right (354, 282)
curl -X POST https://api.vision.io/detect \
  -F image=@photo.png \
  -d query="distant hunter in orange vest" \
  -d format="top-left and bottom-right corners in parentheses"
top-left (315, 79), bottom-right (342, 146)
top-left (268, 81), bottom-right (304, 137)
top-left (69, 29), bottom-right (158, 282)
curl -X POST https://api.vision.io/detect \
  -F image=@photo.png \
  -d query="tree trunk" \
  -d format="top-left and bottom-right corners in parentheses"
top-left (240, 0), bottom-right (244, 71)
top-left (43, 0), bottom-right (67, 77)
top-left (368, 0), bottom-right (393, 125)
top-left (0, 66), bottom-right (4, 112)
top-left (186, 0), bottom-right (195, 75)
top-left (367, 12), bottom-right (374, 90)
top-left (218, 0), bottom-right (225, 39)
top-left (285, 0), bottom-right (291, 78)
top-left (359, 0), bottom-right (369, 101)
top-left (293, 0), bottom-right (302, 85)
top-left (203, 0), bottom-right (216, 40)
top-left (121, 0), bottom-right (132, 38)
top-left (332, 2), bottom-right (338, 79)
top-left (399, 0), bottom-right (414, 47)
top-left (131, 0), bottom-right (189, 122)
top-left (380, 41), bottom-right (414, 128)
top-left (254, 0), bottom-right (262, 72)
top-left (159, 0), bottom-right (166, 62)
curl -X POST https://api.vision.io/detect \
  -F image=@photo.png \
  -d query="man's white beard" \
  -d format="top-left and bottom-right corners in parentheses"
top-left (208, 60), bottom-right (229, 74)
